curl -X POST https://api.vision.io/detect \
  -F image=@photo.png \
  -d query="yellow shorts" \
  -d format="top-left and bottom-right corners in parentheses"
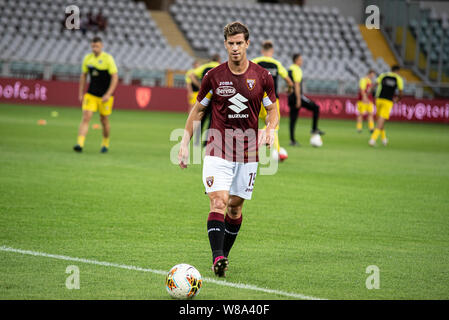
top-left (375, 98), bottom-right (394, 120)
top-left (82, 93), bottom-right (114, 116)
top-left (189, 91), bottom-right (199, 106)
top-left (357, 101), bottom-right (374, 114)
top-left (259, 98), bottom-right (280, 130)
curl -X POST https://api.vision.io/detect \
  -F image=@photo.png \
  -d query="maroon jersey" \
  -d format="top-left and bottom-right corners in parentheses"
top-left (197, 61), bottom-right (276, 163)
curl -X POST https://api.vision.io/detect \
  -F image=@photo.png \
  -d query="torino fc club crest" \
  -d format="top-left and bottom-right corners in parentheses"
top-left (135, 87), bottom-right (152, 108)
top-left (206, 176), bottom-right (214, 187)
top-left (246, 79), bottom-right (256, 90)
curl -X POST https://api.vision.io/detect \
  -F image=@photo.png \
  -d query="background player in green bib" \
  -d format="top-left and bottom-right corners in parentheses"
top-left (369, 65), bottom-right (403, 147)
top-left (252, 41), bottom-right (293, 154)
top-left (74, 37), bottom-right (118, 153)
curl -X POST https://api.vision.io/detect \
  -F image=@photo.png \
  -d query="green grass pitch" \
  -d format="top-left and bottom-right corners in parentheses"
top-left (0, 103), bottom-right (448, 299)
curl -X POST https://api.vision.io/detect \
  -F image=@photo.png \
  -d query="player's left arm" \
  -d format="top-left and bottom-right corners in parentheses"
top-left (359, 78), bottom-right (370, 103)
top-left (259, 74), bottom-right (279, 147)
top-left (261, 102), bottom-right (279, 147)
top-left (394, 76), bottom-right (404, 102)
top-left (189, 73), bottom-right (201, 88)
top-left (102, 55), bottom-right (119, 102)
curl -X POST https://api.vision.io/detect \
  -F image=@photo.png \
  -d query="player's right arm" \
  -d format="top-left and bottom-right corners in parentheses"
top-left (79, 73), bottom-right (87, 103)
top-left (277, 61), bottom-right (293, 88)
top-left (178, 71), bottom-right (213, 169)
top-left (359, 78), bottom-right (369, 104)
top-left (79, 55), bottom-right (89, 103)
top-left (178, 101), bottom-right (208, 169)
top-left (291, 66), bottom-right (302, 108)
top-left (294, 81), bottom-right (301, 108)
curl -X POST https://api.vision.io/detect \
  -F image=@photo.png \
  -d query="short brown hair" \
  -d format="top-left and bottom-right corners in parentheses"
top-left (223, 21), bottom-right (249, 41)
top-left (91, 36), bottom-right (102, 43)
top-left (262, 40), bottom-right (273, 51)
top-left (211, 53), bottom-right (220, 62)
top-left (292, 53), bottom-right (301, 62)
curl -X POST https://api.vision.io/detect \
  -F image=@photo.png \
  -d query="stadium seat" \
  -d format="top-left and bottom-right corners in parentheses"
top-left (0, 0), bottom-right (194, 82)
top-left (172, 0), bottom-right (386, 91)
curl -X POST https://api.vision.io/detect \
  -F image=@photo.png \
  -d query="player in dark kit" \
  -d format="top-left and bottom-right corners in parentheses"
top-left (178, 22), bottom-right (278, 277)
top-left (287, 53), bottom-right (325, 146)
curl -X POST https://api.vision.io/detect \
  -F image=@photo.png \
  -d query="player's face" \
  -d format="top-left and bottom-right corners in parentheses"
top-left (296, 56), bottom-right (303, 66)
top-left (263, 48), bottom-right (274, 57)
top-left (224, 34), bottom-right (249, 63)
top-left (91, 41), bottom-right (103, 55)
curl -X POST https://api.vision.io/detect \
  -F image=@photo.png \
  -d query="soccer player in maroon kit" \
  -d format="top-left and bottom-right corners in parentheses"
top-left (178, 22), bottom-right (279, 277)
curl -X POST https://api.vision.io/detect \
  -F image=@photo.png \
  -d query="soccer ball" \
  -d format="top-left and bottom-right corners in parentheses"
top-left (271, 148), bottom-right (279, 161)
top-left (310, 134), bottom-right (323, 148)
top-left (271, 147), bottom-right (288, 161)
top-left (279, 147), bottom-right (288, 161)
top-left (165, 264), bottom-right (203, 299)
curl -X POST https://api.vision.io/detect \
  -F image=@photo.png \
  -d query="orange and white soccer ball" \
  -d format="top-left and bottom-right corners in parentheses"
top-left (279, 147), bottom-right (288, 161)
top-left (165, 264), bottom-right (202, 299)
top-left (271, 147), bottom-right (288, 161)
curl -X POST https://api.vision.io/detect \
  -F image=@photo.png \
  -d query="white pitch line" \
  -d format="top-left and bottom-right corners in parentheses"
top-left (0, 245), bottom-right (326, 300)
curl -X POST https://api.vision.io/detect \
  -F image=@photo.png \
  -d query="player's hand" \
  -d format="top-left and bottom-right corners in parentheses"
top-left (296, 100), bottom-right (301, 109)
top-left (178, 143), bottom-right (189, 169)
top-left (258, 128), bottom-right (275, 148)
top-left (102, 93), bottom-right (111, 103)
top-left (79, 93), bottom-right (84, 103)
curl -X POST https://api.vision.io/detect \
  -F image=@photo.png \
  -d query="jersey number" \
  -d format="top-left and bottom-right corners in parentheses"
top-left (248, 172), bottom-right (256, 187)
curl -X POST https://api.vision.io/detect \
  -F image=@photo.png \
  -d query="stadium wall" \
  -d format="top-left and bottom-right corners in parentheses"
top-left (1, 78), bottom-right (448, 123)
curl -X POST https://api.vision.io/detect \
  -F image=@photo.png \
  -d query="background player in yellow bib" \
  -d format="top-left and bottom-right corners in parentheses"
top-left (185, 60), bottom-right (200, 112)
top-left (356, 69), bottom-right (376, 133)
top-left (252, 41), bottom-right (293, 154)
top-left (74, 36), bottom-right (118, 153)
top-left (189, 54), bottom-right (221, 145)
top-left (369, 65), bottom-right (403, 147)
